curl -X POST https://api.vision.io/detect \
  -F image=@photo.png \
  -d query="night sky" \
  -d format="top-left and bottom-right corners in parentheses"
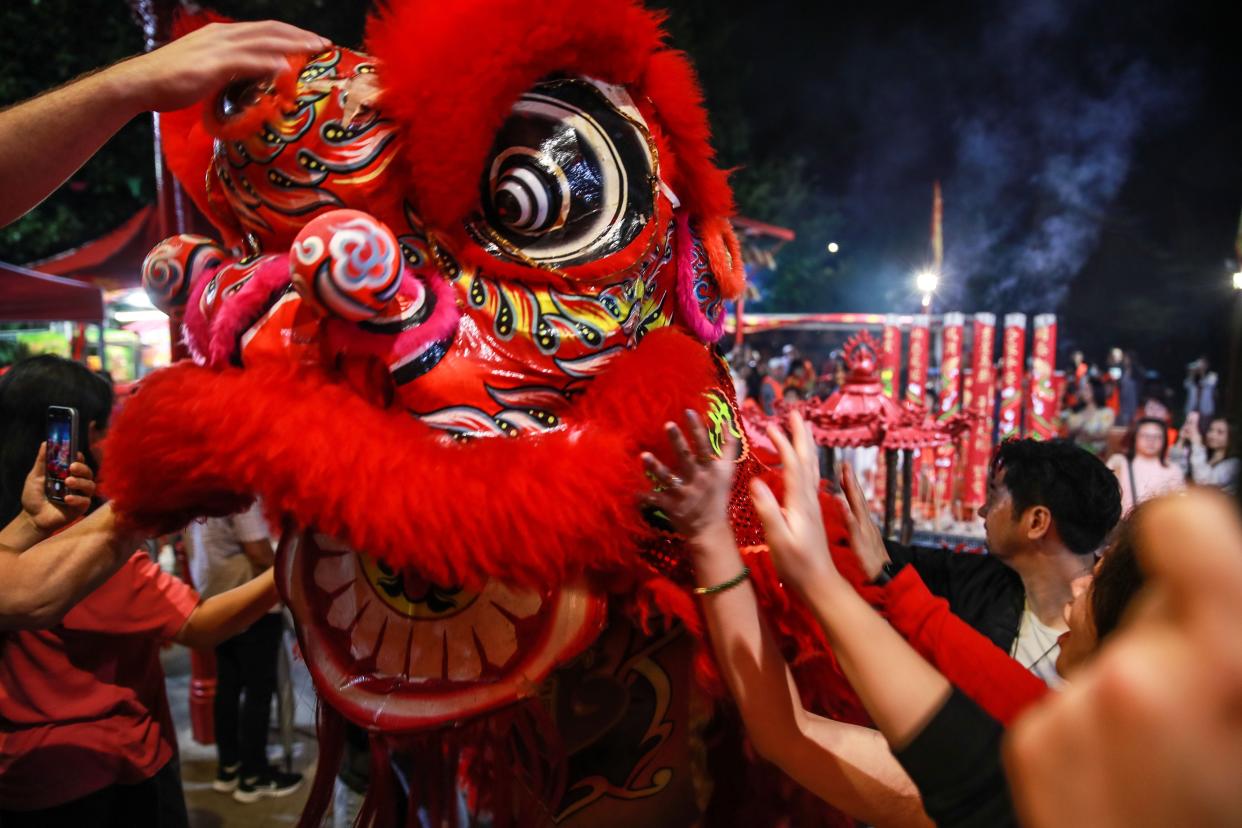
top-left (660, 0), bottom-right (1242, 383)
top-left (13, 0), bottom-right (1239, 388)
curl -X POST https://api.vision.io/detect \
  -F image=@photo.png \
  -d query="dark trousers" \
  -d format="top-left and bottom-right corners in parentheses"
top-left (214, 612), bottom-right (283, 776)
top-left (0, 758), bottom-right (188, 828)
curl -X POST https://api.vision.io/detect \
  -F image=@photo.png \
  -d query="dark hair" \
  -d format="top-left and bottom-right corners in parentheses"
top-left (1126, 417), bottom-right (1170, 465)
top-left (0, 355), bottom-right (114, 524)
top-left (991, 438), bottom-right (1122, 556)
top-left (1091, 507), bottom-right (1147, 643)
top-left (1206, 416), bottom-right (1235, 460)
top-left (1089, 377), bottom-right (1108, 409)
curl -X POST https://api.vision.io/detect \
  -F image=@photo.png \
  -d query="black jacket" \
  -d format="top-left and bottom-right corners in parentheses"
top-left (884, 540), bottom-right (1026, 654)
top-left (895, 687), bottom-right (1018, 827)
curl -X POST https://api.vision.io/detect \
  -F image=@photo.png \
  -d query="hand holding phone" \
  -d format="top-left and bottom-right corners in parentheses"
top-left (44, 406), bottom-right (79, 504)
top-left (22, 442), bottom-right (96, 539)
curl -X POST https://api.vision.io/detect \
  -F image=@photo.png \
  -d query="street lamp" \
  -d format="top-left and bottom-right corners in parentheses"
top-left (1233, 270), bottom-right (1242, 291)
top-left (915, 269), bottom-right (939, 309)
top-left (827, 242), bottom-right (840, 254)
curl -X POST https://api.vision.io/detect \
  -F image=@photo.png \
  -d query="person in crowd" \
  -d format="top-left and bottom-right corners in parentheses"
top-left (785, 359), bottom-right (813, 397)
top-left (879, 438), bottom-right (1120, 688)
top-left (1184, 356), bottom-right (1218, 422)
top-left (0, 356), bottom-right (141, 629)
top-left (646, 411), bottom-right (1167, 827)
top-left (1007, 489), bottom-right (1242, 828)
top-left (187, 503), bottom-right (301, 803)
top-left (0, 23), bottom-right (326, 632)
top-left (760, 359), bottom-right (786, 416)
top-left (1064, 377), bottom-right (1115, 457)
top-left (1117, 350), bottom-right (1143, 425)
top-left (0, 356), bottom-right (281, 826)
top-left (0, 21), bottom-right (328, 228)
top-left (1107, 417), bottom-right (1186, 513)
top-left (1182, 415), bottom-right (1238, 495)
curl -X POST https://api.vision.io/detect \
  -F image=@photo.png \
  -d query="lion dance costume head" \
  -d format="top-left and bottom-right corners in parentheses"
top-left (104, 2), bottom-right (863, 825)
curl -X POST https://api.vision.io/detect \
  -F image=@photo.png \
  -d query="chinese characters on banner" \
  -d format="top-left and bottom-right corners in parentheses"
top-left (1024, 314), bottom-right (1059, 440)
top-left (875, 315), bottom-right (903, 508)
top-left (998, 313), bottom-right (1027, 440)
top-left (881, 315), bottom-right (902, 400)
top-left (906, 315), bottom-right (931, 503)
top-left (934, 313), bottom-right (965, 522)
top-left (965, 313), bottom-right (996, 514)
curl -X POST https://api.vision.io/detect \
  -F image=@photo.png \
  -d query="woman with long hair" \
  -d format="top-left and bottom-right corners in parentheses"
top-left (1106, 417), bottom-right (1185, 512)
top-left (1183, 416), bottom-right (1239, 495)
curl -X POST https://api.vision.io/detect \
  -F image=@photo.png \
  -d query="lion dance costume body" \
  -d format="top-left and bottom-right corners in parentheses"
top-left (103, 2), bottom-right (866, 825)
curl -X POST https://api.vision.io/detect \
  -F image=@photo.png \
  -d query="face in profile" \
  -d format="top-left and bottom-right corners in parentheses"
top-left (979, 469), bottom-right (1020, 558)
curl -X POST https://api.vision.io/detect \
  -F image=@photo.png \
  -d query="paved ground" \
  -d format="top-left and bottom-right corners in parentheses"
top-left (163, 634), bottom-right (323, 828)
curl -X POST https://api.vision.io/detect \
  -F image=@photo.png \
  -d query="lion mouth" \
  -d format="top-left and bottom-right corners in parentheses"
top-left (277, 530), bottom-right (606, 731)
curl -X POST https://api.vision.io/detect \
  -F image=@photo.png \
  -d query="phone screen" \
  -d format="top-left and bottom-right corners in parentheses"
top-left (45, 407), bottom-right (78, 502)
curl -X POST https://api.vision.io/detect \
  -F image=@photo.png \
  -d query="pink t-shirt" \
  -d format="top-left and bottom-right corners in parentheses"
top-left (1109, 454), bottom-right (1186, 513)
top-left (0, 551), bottom-right (199, 810)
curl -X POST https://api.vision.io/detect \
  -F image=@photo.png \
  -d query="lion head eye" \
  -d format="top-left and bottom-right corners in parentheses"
top-left (472, 77), bottom-right (657, 269)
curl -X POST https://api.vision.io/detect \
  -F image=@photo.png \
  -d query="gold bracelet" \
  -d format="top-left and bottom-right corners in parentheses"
top-left (693, 566), bottom-right (751, 596)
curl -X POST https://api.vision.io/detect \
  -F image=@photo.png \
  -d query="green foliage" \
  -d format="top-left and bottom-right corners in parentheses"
top-left (657, 0), bottom-right (850, 312)
top-left (0, 0), bottom-right (149, 264)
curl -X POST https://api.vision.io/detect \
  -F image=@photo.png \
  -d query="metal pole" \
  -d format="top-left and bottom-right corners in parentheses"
top-left (900, 448), bottom-right (915, 546)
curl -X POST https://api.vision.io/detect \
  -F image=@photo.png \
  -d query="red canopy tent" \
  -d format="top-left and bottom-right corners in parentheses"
top-left (0, 261), bottom-right (104, 322)
top-left (27, 205), bottom-right (162, 290)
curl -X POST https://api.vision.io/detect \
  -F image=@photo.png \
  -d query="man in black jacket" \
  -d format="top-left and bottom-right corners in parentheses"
top-left (874, 439), bottom-right (1122, 686)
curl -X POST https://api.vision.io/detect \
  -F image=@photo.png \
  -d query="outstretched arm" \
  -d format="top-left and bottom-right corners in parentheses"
top-left (175, 567), bottom-right (279, 650)
top-left (644, 413), bottom-right (931, 827)
top-left (754, 413), bottom-right (1017, 825)
top-left (0, 448), bottom-right (135, 631)
top-left (0, 503), bottom-right (137, 630)
top-left (751, 413), bottom-right (953, 748)
top-left (0, 21), bottom-right (328, 227)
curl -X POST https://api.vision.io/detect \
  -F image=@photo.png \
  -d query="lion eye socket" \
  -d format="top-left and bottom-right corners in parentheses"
top-left (472, 77), bottom-right (657, 269)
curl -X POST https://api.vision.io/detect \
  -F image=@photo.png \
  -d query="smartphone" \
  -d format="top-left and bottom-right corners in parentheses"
top-left (45, 406), bottom-right (79, 503)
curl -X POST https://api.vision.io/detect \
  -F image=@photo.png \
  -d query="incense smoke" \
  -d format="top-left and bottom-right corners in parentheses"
top-left (836, 0), bottom-right (1191, 315)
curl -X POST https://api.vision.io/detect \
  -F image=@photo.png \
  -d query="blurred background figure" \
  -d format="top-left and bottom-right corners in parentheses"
top-left (1108, 417), bottom-right (1186, 513)
top-left (1182, 415), bottom-right (1238, 495)
top-left (1065, 377), bottom-right (1116, 457)
top-left (186, 503), bottom-right (300, 803)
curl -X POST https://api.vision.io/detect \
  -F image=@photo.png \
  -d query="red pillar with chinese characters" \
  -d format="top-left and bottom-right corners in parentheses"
top-left (934, 313), bottom-right (965, 524)
top-left (881, 315), bottom-right (902, 400)
top-left (965, 313), bottom-right (996, 517)
top-left (998, 313), bottom-right (1026, 441)
top-left (874, 315), bottom-right (903, 509)
top-left (1024, 314), bottom-right (1058, 440)
top-left (906, 315), bottom-right (931, 507)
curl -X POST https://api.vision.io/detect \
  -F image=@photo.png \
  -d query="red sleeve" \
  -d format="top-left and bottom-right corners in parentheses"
top-left (880, 566), bottom-right (1050, 726)
top-left (61, 551), bottom-right (201, 641)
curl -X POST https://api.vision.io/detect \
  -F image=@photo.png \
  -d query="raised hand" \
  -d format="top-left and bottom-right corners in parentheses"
top-left (838, 460), bottom-right (891, 582)
top-left (749, 410), bottom-right (838, 595)
top-left (115, 21), bottom-right (330, 113)
top-left (642, 409), bottom-right (739, 541)
top-left (22, 442), bottom-right (96, 536)
top-left (1007, 490), bottom-right (1242, 827)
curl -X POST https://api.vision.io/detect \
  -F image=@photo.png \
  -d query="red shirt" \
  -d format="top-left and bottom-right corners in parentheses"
top-left (0, 551), bottom-right (199, 810)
